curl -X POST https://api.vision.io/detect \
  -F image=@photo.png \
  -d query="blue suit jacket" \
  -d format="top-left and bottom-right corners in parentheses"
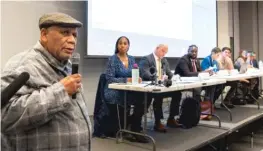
top-left (201, 55), bottom-right (219, 72)
top-left (251, 59), bottom-right (259, 68)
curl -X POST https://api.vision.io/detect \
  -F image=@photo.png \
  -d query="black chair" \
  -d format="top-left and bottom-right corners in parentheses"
top-left (93, 73), bottom-right (108, 138)
top-left (93, 73), bottom-right (122, 138)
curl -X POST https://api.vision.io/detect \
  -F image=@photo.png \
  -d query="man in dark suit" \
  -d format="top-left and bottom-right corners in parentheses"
top-left (175, 45), bottom-right (213, 102)
top-left (139, 44), bottom-right (182, 133)
top-left (175, 44), bottom-right (201, 76)
top-left (249, 51), bottom-right (259, 68)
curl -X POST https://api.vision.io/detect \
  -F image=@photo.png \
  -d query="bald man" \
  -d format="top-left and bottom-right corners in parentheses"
top-left (139, 44), bottom-right (182, 133)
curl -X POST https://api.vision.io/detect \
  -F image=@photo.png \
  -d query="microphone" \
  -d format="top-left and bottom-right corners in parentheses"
top-left (149, 66), bottom-right (157, 81)
top-left (149, 66), bottom-right (157, 85)
top-left (163, 79), bottom-right (172, 87)
top-left (149, 66), bottom-right (156, 75)
top-left (1, 72), bottom-right (30, 107)
top-left (71, 52), bottom-right (80, 99)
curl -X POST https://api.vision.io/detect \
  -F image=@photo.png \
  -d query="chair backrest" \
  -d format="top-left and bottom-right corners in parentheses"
top-left (93, 73), bottom-right (109, 137)
top-left (99, 73), bottom-right (106, 100)
top-left (93, 73), bottom-right (107, 115)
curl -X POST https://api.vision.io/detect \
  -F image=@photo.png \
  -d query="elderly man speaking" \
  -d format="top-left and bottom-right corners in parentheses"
top-left (1, 13), bottom-right (91, 151)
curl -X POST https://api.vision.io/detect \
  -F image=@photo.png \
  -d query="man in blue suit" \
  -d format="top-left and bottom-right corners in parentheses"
top-left (201, 47), bottom-right (222, 102)
top-left (249, 51), bottom-right (259, 68)
top-left (201, 47), bottom-right (221, 72)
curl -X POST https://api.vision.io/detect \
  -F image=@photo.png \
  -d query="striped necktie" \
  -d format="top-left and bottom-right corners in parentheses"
top-left (191, 59), bottom-right (197, 72)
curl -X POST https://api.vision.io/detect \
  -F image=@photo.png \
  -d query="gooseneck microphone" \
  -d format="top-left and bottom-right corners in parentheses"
top-left (163, 79), bottom-right (172, 87)
top-left (149, 66), bottom-right (157, 77)
top-left (71, 52), bottom-right (80, 99)
top-left (149, 66), bottom-right (158, 84)
top-left (1, 72), bottom-right (30, 107)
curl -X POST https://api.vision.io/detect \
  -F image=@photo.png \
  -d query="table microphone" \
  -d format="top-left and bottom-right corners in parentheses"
top-left (149, 66), bottom-right (156, 75)
top-left (1, 72), bottom-right (30, 107)
top-left (71, 52), bottom-right (80, 99)
top-left (149, 66), bottom-right (158, 84)
top-left (163, 79), bottom-right (172, 87)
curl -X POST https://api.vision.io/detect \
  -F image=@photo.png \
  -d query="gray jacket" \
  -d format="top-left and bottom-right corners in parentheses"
top-left (1, 41), bottom-right (91, 151)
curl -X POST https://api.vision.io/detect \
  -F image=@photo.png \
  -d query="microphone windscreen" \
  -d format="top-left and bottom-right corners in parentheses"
top-left (149, 66), bottom-right (156, 75)
top-left (71, 53), bottom-right (80, 65)
top-left (1, 72), bottom-right (30, 106)
top-left (71, 53), bottom-right (80, 74)
top-left (158, 80), bottom-right (162, 85)
top-left (164, 79), bottom-right (172, 87)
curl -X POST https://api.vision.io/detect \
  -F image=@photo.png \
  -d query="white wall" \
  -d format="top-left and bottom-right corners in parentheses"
top-left (0, 1), bottom-right (239, 114)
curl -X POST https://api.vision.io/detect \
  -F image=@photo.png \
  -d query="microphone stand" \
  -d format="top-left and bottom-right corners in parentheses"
top-left (145, 66), bottom-right (164, 87)
top-left (144, 75), bottom-right (163, 87)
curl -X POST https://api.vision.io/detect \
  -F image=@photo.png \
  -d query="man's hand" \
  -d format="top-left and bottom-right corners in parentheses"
top-left (60, 74), bottom-right (82, 96)
top-left (240, 78), bottom-right (250, 83)
top-left (127, 78), bottom-right (132, 83)
top-left (203, 69), bottom-right (214, 75)
top-left (139, 77), bottom-right (142, 83)
top-left (247, 64), bottom-right (253, 68)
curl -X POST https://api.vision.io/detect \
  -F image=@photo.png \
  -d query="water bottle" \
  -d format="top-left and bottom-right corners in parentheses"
top-left (132, 63), bottom-right (139, 85)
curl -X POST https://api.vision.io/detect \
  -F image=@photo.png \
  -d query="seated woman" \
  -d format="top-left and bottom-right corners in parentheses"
top-left (235, 50), bottom-right (253, 73)
top-left (103, 36), bottom-right (150, 143)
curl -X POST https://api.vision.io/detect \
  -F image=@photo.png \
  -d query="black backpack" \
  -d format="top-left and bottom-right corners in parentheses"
top-left (179, 97), bottom-right (201, 129)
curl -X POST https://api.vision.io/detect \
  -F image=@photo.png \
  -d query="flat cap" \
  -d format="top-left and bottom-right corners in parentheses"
top-left (39, 12), bottom-right (83, 29)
